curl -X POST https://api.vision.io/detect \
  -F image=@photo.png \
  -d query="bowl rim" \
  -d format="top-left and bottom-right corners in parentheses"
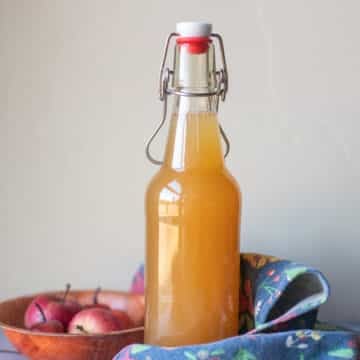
top-left (0, 289), bottom-right (144, 338)
top-left (0, 322), bottom-right (144, 338)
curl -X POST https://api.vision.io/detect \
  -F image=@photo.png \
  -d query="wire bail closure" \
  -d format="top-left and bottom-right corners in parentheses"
top-left (146, 32), bottom-right (230, 165)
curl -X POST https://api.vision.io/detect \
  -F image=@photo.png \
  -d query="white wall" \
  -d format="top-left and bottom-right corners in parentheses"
top-left (0, 0), bottom-right (359, 322)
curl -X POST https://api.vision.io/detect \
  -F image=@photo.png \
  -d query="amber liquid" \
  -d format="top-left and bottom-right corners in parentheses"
top-left (145, 111), bottom-right (241, 346)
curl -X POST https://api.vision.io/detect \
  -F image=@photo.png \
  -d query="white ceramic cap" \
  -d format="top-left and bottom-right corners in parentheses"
top-left (176, 22), bottom-right (212, 37)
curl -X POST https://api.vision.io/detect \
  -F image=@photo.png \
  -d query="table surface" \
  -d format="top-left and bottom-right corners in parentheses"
top-left (1, 324), bottom-right (359, 359)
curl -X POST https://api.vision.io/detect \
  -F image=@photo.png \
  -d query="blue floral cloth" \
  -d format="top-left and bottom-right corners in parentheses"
top-left (117, 253), bottom-right (359, 359)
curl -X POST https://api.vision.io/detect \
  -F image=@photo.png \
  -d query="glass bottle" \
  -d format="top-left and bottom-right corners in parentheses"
top-left (145, 22), bottom-right (241, 347)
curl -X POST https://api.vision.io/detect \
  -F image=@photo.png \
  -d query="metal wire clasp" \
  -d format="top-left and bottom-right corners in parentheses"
top-left (145, 32), bottom-right (231, 165)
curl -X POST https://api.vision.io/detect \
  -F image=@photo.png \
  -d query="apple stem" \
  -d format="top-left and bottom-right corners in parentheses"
top-left (76, 325), bottom-right (89, 334)
top-left (34, 302), bottom-right (47, 323)
top-left (93, 286), bottom-right (101, 305)
top-left (63, 283), bottom-right (71, 302)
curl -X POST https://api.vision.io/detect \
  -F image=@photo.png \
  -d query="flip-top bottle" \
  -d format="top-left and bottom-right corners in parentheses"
top-left (145, 22), bottom-right (241, 346)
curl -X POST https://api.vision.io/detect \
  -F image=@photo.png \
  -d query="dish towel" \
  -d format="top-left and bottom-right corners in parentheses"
top-left (115, 253), bottom-right (359, 360)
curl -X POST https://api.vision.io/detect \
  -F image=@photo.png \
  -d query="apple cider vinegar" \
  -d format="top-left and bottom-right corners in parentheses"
top-left (144, 22), bottom-right (241, 346)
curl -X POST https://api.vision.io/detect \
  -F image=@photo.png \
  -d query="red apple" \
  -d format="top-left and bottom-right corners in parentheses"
top-left (68, 308), bottom-right (124, 334)
top-left (29, 303), bottom-right (64, 333)
top-left (111, 310), bottom-right (133, 329)
top-left (31, 321), bottom-right (64, 333)
top-left (24, 295), bottom-right (52, 328)
top-left (127, 295), bottom-right (145, 326)
top-left (24, 284), bottom-right (82, 329)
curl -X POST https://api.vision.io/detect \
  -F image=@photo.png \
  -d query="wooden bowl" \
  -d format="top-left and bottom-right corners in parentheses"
top-left (0, 290), bottom-right (144, 360)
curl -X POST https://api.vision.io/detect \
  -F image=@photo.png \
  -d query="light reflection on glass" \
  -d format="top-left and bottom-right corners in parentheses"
top-left (171, 114), bottom-right (187, 170)
top-left (157, 180), bottom-right (182, 328)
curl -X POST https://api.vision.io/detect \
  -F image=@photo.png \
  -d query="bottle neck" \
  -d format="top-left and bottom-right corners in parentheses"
top-left (163, 42), bottom-right (224, 171)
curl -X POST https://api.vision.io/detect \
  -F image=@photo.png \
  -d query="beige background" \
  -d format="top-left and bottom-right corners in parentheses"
top-left (0, 0), bottom-right (359, 322)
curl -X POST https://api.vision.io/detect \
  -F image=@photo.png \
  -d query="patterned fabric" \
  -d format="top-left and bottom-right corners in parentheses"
top-left (115, 331), bottom-right (358, 360)
top-left (118, 253), bottom-right (359, 360)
